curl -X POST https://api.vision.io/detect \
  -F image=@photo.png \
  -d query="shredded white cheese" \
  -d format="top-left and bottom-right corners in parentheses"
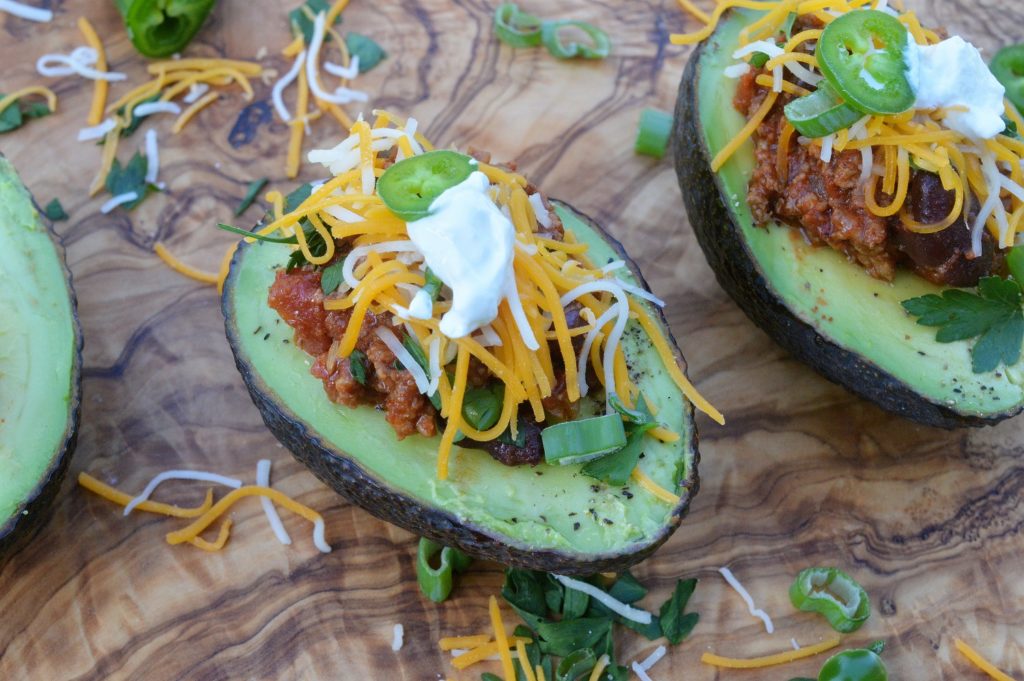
top-left (723, 62), bottom-right (752, 79)
top-left (123, 469), bottom-right (243, 515)
top-left (560, 281), bottom-right (630, 406)
top-left (272, 48), bottom-right (306, 122)
top-left (638, 645), bottom-right (667, 671)
top-left (577, 303), bottom-right (621, 398)
top-left (183, 83), bottom-right (210, 104)
top-left (391, 623), bottom-right (404, 652)
top-left (307, 13), bottom-right (369, 105)
top-left (100, 192), bottom-right (140, 214)
top-left (718, 566), bottom-right (775, 634)
top-left (256, 459), bottom-right (292, 546)
top-left (133, 101), bottom-right (182, 118)
top-left (791, 638), bottom-right (801, 651)
top-left (323, 55), bottom-right (361, 80)
top-left (0, 0), bottom-right (52, 22)
top-left (616, 280), bottom-right (665, 308)
top-left (376, 327), bottom-right (431, 394)
top-left (78, 118), bottom-right (117, 141)
top-left (144, 129), bottom-right (160, 185)
top-left (528, 192), bottom-right (553, 229)
top-left (342, 240), bottom-right (421, 289)
top-left (37, 47), bottom-right (127, 81)
top-left (552, 574), bottom-right (653, 625)
top-left (631, 661), bottom-right (655, 681)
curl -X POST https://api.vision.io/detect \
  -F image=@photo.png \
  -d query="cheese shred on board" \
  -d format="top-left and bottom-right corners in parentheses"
top-left (672, 0), bottom-right (1024, 252)
top-left (258, 111), bottom-right (720, 485)
top-left (701, 635), bottom-right (842, 669)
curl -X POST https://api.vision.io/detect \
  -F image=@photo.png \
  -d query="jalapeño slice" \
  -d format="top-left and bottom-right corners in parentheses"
top-left (377, 150), bottom-right (476, 221)
top-left (784, 81), bottom-right (864, 138)
top-left (990, 44), bottom-right (1024, 113)
top-left (815, 9), bottom-right (915, 116)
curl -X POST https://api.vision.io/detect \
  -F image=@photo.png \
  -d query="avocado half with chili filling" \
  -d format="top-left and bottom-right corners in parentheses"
top-left (222, 129), bottom-right (712, 573)
top-left (674, 11), bottom-right (1024, 427)
top-left (0, 155), bottom-right (82, 561)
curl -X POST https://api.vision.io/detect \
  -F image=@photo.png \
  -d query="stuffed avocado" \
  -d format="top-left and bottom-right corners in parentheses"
top-left (674, 5), bottom-right (1024, 427)
top-left (0, 155), bottom-right (82, 560)
top-left (222, 112), bottom-right (719, 572)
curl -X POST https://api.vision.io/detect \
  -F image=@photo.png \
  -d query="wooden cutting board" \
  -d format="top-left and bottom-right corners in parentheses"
top-left (2, 0), bottom-right (1022, 679)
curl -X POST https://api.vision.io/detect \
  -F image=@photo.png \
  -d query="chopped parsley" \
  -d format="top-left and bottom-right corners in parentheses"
top-left (345, 33), bottom-right (387, 73)
top-left (0, 94), bottom-right (52, 134)
top-left (320, 260), bottom-right (345, 295)
top-left (105, 152), bottom-right (157, 210)
top-left (289, 0), bottom-right (338, 43)
top-left (43, 198), bottom-right (68, 222)
top-left (902, 274), bottom-right (1024, 373)
top-left (236, 178), bottom-right (269, 216)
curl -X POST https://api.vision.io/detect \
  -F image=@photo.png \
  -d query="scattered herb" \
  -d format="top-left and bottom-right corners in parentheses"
top-left (750, 51), bottom-right (771, 68)
top-left (105, 152), bottom-right (156, 209)
top-left (416, 538), bottom-right (472, 603)
top-left (349, 349), bottom-right (368, 385)
top-left (43, 198), bottom-right (68, 222)
top-left (217, 222), bottom-right (298, 244)
top-left (902, 276), bottom-right (1024, 373)
top-left (289, 0), bottom-right (338, 43)
top-left (423, 268), bottom-right (443, 301)
top-left (320, 260), bottom-right (345, 295)
top-left (1008, 246), bottom-right (1024, 286)
top-left (284, 182), bottom-right (314, 213)
top-left (494, 4), bottom-right (610, 60)
top-left (345, 32), bottom-right (387, 73)
top-left (660, 578), bottom-right (699, 645)
top-left (118, 93), bottom-right (161, 137)
top-left (0, 94), bottom-right (52, 134)
top-left (781, 12), bottom-right (798, 39)
top-left (236, 178), bottom-right (269, 216)
top-left (286, 221), bottom-right (327, 271)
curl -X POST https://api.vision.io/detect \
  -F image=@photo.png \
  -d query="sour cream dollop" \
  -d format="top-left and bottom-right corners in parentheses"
top-left (905, 36), bottom-right (1006, 140)
top-left (406, 171), bottom-right (515, 339)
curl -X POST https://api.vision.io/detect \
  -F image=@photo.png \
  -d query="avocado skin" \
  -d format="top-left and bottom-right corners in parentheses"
top-left (0, 157), bottom-right (83, 563)
top-left (223, 200), bottom-right (699, 574)
top-left (673, 38), bottom-right (1014, 429)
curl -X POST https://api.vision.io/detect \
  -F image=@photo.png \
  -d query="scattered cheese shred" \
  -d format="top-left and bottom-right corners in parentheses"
top-left (439, 634), bottom-right (492, 651)
top-left (154, 243), bottom-right (220, 285)
top-left (123, 469), bottom-right (243, 515)
top-left (489, 595), bottom-right (516, 681)
top-left (701, 636), bottom-right (841, 669)
top-left (588, 654), bottom-right (610, 681)
top-left (77, 17), bottom-right (108, 126)
top-left (171, 90), bottom-right (219, 134)
top-left (718, 566), bottom-right (774, 633)
top-left (630, 467), bottom-right (681, 505)
top-left (188, 518), bottom-right (233, 552)
top-left (391, 623), bottom-right (404, 652)
top-left (165, 485), bottom-right (331, 553)
top-left (78, 472), bottom-right (215, 519)
top-left (257, 459), bottom-right (293, 546)
top-left (553, 574), bottom-right (653, 624)
top-left (0, 0), bottom-right (52, 21)
top-left (0, 85), bottom-right (57, 119)
top-left (954, 639), bottom-right (1018, 681)
top-left (516, 640), bottom-right (537, 681)
top-left (450, 638), bottom-right (529, 670)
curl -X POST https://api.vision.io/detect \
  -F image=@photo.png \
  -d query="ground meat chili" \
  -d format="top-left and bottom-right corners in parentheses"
top-left (267, 180), bottom-right (574, 466)
top-left (737, 49), bottom-right (999, 287)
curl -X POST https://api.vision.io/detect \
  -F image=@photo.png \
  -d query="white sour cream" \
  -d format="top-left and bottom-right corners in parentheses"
top-left (406, 172), bottom-right (515, 339)
top-left (905, 35), bottom-right (1006, 140)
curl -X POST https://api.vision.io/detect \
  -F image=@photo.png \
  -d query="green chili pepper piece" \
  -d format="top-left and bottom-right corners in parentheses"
top-left (635, 108), bottom-right (674, 159)
top-left (540, 20), bottom-right (611, 60)
top-left (990, 45), bottom-right (1024, 114)
top-left (494, 2), bottom-right (543, 48)
top-left (114, 0), bottom-right (218, 58)
top-left (377, 150), bottom-right (476, 221)
top-left (818, 649), bottom-right (887, 681)
top-left (416, 538), bottom-right (472, 603)
top-left (790, 567), bottom-right (871, 633)
top-left (816, 9), bottom-right (915, 116)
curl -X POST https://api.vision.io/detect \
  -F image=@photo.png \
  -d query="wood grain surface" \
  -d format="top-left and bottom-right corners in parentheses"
top-left (1, 0), bottom-right (1023, 679)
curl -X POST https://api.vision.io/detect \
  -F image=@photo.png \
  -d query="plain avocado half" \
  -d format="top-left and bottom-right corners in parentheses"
top-left (674, 11), bottom-right (1024, 428)
top-left (223, 201), bottom-right (699, 574)
top-left (0, 155), bottom-right (82, 560)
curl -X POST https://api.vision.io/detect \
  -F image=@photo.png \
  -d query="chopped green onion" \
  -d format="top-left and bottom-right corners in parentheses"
top-left (114, 0), bottom-right (217, 58)
top-left (494, 2), bottom-right (543, 48)
top-left (541, 19), bottom-right (611, 60)
top-left (784, 81), bottom-right (864, 138)
top-left (542, 414), bottom-right (627, 466)
top-left (236, 178), bottom-right (268, 216)
top-left (217, 222), bottom-right (298, 244)
top-left (462, 386), bottom-right (502, 431)
top-left (416, 538), bottom-right (472, 603)
top-left (349, 349), bottom-right (368, 385)
top-left (635, 108), bottom-right (673, 159)
top-left (781, 12), bottom-right (798, 40)
top-left (1008, 246), bottom-right (1024, 288)
top-left (43, 198), bottom-right (68, 222)
top-left (750, 51), bottom-right (771, 68)
top-left (555, 648), bottom-right (597, 680)
top-left (581, 421), bottom-right (655, 485)
top-left (119, 93), bottom-right (160, 137)
top-left (423, 267), bottom-right (443, 301)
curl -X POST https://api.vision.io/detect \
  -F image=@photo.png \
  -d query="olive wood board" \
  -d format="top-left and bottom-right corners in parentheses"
top-left (1, 0), bottom-right (1022, 679)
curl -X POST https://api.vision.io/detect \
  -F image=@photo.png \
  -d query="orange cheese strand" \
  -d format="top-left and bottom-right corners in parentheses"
top-left (489, 595), bottom-right (516, 681)
top-left (449, 637), bottom-right (531, 670)
top-left (954, 639), bottom-right (1018, 681)
top-left (701, 636), bottom-right (842, 669)
top-left (217, 242), bottom-right (239, 294)
top-left (147, 58), bottom-right (262, 76)
top-left (631, 467), bottom-right (681, 505)
top-left (171, 91), bottom-right (220, 134)
top-left (0, 86), bottom-right (58, 120)
top-left (165, 485), bottom-right (328, 549)
top-left (188, 518), bottom-right (233, 552)
top-left (437, 347), bottom-right (470, 481)
top-left (77, 17), bottom-right (108, 125)
top-left (90, 128), bottom-right (121, 196)
top-left (439, 634), bottom-right (492, 651)
top-left (516, 640), bottom-right (538, 681)
top-left (154, 243), bottom-right (219, 285)
top-left (78, 472), bottom-right (215, 519)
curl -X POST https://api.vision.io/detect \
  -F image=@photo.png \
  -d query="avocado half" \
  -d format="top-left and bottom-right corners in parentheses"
top-left (674, 11), bottom-right (1024, 428)
top-left (0, 155), bottom-right (82, 560)
top-left (223, 201), bottom-right (699, 573)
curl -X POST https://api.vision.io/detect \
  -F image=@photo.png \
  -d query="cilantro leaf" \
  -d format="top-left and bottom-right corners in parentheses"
top-left (289, 0), bottom-right (338, 43)
top-left (236, 178), bottom-right (268, 216)
top-left (43, 198), bottom-right (68, 222)
top-left (607, 571), bottom-right (646, 604)
top-left (659, 578), bottom-right (699, 645)
top-left (105, 152), bottom-right (155, 210)
top-left (320, 260), bottom-right (345, 294)
top-left (284, 182), bottom-right (314, 213)
top-left (348, 349), bottom-right (368, 385)
top-left (902, 276), bottom-right (1024, 373)
top-left (345, 32), bottom-right (387, 73)
top-left (502, 568), bottom-right (548, 630)
top-left (0, 94), bottom-right (52, 134)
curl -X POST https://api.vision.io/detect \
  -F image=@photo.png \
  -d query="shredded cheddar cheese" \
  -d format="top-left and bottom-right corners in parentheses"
top-left (0, 85), bottom-right (57, 120)
top-left (78, 472), bottom-right (215, 519)
top-left (154, 243), bottom-right (219, 285)
top-left (77, 17), bottom-right (108, 125)
top-left (954, 639), bottom-right (1018, 681)
top-left (439, 634), bottom-right (492, 651)
top-left (170, 90), bottom-right (220, 133)
top-left (701, 635), bottom-right (842, 669)
top-left (631, 467), bottom-right (681, 505)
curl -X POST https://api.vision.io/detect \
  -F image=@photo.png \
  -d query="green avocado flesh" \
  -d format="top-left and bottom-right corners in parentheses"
top-left (225, 202), bottom-right (697, 567)
top-left (0, 157), bottom-right (79, 533)
top-left (696, 11), bottom-right (1024, 419)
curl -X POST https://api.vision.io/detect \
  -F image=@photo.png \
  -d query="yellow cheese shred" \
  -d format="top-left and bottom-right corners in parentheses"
top-left (437, 347), bottom-right (471, 480)
top-left (188, 518), bottom-right (233, 551)
top-left (449, 637), bottom-right (531, 670)
top-left (77, 17), bottom-right (108, 126)
top-left (954, 639), bottom-right (1018, 681)
top-left (154, 243), bottom-right (219, 285)
top-left (701, 636), bottom-right (842, 669)
top-left (147, 58), bottom-right (263, 76)
top-left (0, 86), bottom-right (58, 120)
top-left (712, 91), bottom-right (779, 173)
top-left (489, 595), bottom-right (516, 681)
top-left (535, 664), bottom-right (548, 681)
top-left (78, 472), bottom-right (214, 519)
top-left (90, 127), bottom-right (121, 196)
top-left (165, 485), bottom-right (327, 548)
top-left (631, 467), bottom-right (681, 505)
top-left (439, 634), bottom-right (492, 651)
top-left (588, 654), bottom-right (610, 681)
top-left (171, 91), bottom-right (220, 134)
top-left (516, 640), bottom-right (538, 681)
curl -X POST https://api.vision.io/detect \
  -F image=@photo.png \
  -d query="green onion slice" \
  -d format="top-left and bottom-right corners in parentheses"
top-left (217, 222), bottom-right (298, 244)
top-left (416, 538), bottom-right (472, 603)
top-left (784, 81), bottom-right (864, 139)
top-left (635, 108), bottom-right (673, 159)
top-left (541, 414), bottom-right (627, 466)
top-left (540, 20), bottom-right (611, 60)
top-left (494, 2), bottom-right (543, 48)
